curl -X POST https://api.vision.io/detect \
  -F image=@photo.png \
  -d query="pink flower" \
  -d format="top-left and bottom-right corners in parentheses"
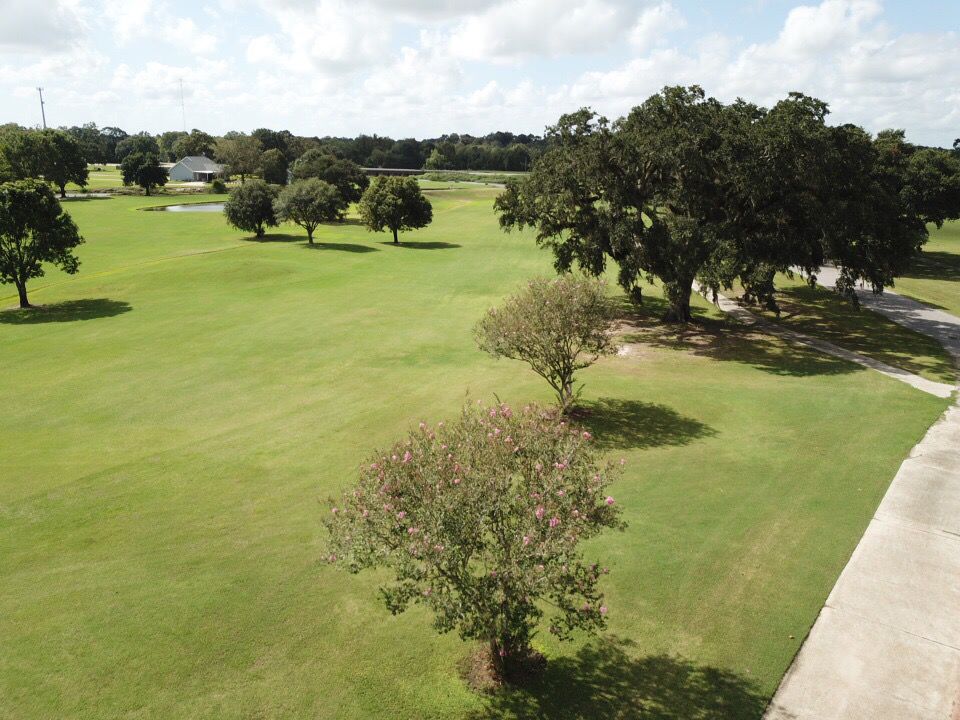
top-left (599, 606), bottom-right (608, 616)
top-left (397, 511), bottom-right (406, 520)
top-left (327, 554), bottom-right (337, 563)
top-left (549, 517), bottom-right (560, 528)
top-left (620, 458), bottom-right (626, 466)
top-left (370, 463), bottom-right (379, 470)
top-left (605, 496), bottom-right (615, 506)
top-left (582, 431), bottom-right (592, 440)
top-left (331, 507), bottom-right (338, 514)
top-left (418, 421), bottom-right (426, 430)
top-left (407, 527), bottom-right (419, 535)
top-left (554, 461), bottom-right (567, 470)
top-left (489, 409), bottom-right (498, 418)
top-left (452, 477), bottom-right (461, 485)
top-left (557, 490), bottom-right (566, 497)
top-left (535, 462), bottom-right (543, 472)
top-left (535, 506), bottom-right (545, 520)
top-left (522, 535), bottom-right (531, 546)
top-left (402, 451), bottom-right (412, 464)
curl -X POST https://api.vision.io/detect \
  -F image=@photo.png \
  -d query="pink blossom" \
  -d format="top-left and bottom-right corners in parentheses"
top-left (419, 421), bottom-right (427, 430)
top-left (599, 606), bottom-right (608, 616)
top-left (572, 509), bottom-right (580, 518)
top-left (402, 451), bottom-right (412, 464)
top-left (327, 554), bottom-right (337, 563)
top-left (489, 409), bottom-right (497, 418)
top-left (397, 511), bottom-right (406, 520)
top-left (535, 506), bottom-right (545, 520)
top-left (605, 496), bottom-right (615, 506)
top-left (452, 477), bottom-right (461, 485)
top-left (549, 517), bottom-right (560, 528)
top-left (582, 431), bottom-right (592, 440)
top-left (370, 463), bottom-right (379, 470)
top-left (554, 462), bottom-right (567, 470)
top-left (361, 509), bottom-right (369, 518)
top-left (331, 507), bottom-right (338, 514)
top-left (391, 454), bottom-right (398, 461)
top-left (557, 490), bottom-right (566, 497)
top-left (407, 527), bottom-right (419, 535)
top-left (620, 458), bottom-right (626, 466)
top-left (493, 427), bottom-right (501, 436)
top-left (535, 462), bottom-right (543, 472)
top-left (522, 535), bottom-right (531, 546)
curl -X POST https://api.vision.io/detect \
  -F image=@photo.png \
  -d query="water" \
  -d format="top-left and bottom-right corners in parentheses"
top-left (155, 203), bottom-right (225, 213)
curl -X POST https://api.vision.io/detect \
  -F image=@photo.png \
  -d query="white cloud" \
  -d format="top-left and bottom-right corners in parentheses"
top-left (447, 0), bottom-right (643, 61)
top-left (628, 2), bottom-right (686, 53)
top-left (0, 0), bottom-right (86, 51)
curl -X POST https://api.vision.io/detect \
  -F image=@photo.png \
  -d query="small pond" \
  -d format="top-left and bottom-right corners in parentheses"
top-left (152, 203), bottom-right (225, 213)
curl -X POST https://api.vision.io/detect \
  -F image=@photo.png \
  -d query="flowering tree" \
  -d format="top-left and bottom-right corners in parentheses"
top-left (325, 402), bottom-right (623, 681)
top-left (474, 276), bottom-right (617, 413)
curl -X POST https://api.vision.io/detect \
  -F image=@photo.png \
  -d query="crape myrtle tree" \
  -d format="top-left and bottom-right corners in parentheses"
top-left (290, 150), bottom-right (369, 203)
top-left (475, 276), bottom-right (618, 413)
top-left (496, 85), bottom-right (960, 322)
top-left (358, 176), bottom-right (433, 243)
top-left (224, 179), bottom-right (279, 238)
top-left (120, 152), bottom-right (167, 196)
top-left (0, 180), bottom-right (83, 308)
top-left (273, 179), bottom-right (347, 243)
top-left (325, 401), bottom-right (624, 681)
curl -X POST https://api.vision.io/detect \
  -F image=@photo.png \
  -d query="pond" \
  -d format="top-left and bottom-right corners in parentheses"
top-left (152, 203), bottom-right (225, 213)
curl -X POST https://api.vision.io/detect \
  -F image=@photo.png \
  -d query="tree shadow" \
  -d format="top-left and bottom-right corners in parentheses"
top-left (578, 398), bottom-right (716, 450)
top-left (471, 637), bottom-right (769, 720)
top-left (0, 299), bottom-right (132, 324)
top-left (243, 233), bottom-right (303, 243)
top-left (320, 217), bottom-right (365, 227)
top-left (379, 241), bottom-right (462, 249)
top-left (302, 242), bottom-right (379, 253)
top-left (613, 295), bottom-right (857, 378)
top-left (903, 251), bottom-right (960, 282)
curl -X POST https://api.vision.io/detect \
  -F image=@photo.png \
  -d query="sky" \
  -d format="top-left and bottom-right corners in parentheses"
top-left (1, 0), bottom-right (958, 145)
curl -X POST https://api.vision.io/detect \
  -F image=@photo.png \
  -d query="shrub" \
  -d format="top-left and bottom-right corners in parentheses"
top-left (475, 276), bottom-right (618, 412)
top-left (210, 178), bottom-right (227, 194)
top-left (326, 401), bottom-right (623, 681)
top-left (223, 179), bottom-right (278, 238)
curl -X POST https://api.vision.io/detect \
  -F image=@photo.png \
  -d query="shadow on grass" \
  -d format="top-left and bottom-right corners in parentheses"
top-left (903, 251), bottom-right (960, 282)
top-left (379, 240), bottom-right (462, 250)
top-left (302, 242), bottom-right (379, 253)
top-left (319, 217), bottom-right (365, 227)
top-left (0, 299), bottom-right (132, 324)
top-left (615, 295), bottom-right (857, 378)
top-left (244, 233), bottom-right (303, 243)
top-left (471, 638), bottom-right (768, 720)
top-left (579, 398), bottom-right (715, 450)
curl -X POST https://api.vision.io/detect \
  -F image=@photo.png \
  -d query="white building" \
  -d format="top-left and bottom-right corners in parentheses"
top-left (169, 156), bottom-right (225, 182)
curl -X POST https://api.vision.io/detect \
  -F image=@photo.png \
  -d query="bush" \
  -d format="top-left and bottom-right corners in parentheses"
top-left (326, 401), bottom-right (623, 681)
top-left (210, 178), bottom-right (227, 194)
top-left (475, 276), bottom-right (618, 412)
top-left (223, 179), bottom-right (279, 238)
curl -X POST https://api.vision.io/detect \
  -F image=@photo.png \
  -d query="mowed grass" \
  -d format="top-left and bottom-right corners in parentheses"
top-left (0, 188), bottom-right (951, 719)
top-left (896, 220), bottom-right (960, 317)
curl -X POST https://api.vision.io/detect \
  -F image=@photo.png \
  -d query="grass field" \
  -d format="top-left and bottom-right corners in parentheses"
top-left (0, 187), bottom-right (951, 719)
top-left (896, 220), bottom-right (960, 317)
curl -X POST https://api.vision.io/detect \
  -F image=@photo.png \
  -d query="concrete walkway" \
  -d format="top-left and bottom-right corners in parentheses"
top-left (699, 284), bottom-right (955, 398)
top-left (761, 273), bottom-right (960, 719)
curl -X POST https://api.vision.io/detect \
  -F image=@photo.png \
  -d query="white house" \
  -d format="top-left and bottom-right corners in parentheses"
top-left (169, 156), bottom-right (225, 182)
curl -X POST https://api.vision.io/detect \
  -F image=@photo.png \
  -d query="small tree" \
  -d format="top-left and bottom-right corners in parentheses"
top-left (326, 401), bottom-right (623, 681)
top-left (223, 179), bottom-right (279, 238)
top-left (40, 130), bottom-right (89, 198)
top-left (475, 276), bottom-right (617, 412)
top-left (120, 152), bottom-right (167, 196)
top-left (291, 150), bottom-right (369, 203)
top-left (215, 133), bottom-right (263, 183)
top-left (358, 176), bottom-right (433, 243)
top-left (0, 180), bottom-right (83, 308)
top-left (259, 148), bottom-right (288, 185)
top-left (274, 179), bottom-right (347, 243)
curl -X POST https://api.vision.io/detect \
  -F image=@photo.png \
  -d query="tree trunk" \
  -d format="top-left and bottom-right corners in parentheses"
top-left (59, 184), bottom-right (67, 198)
top-left (15, 279), bottom-right (30, 309)
top-left (256, 224), bottom-right (264, 238)
top-left (663, 275), bottom-right (694, 323)
top-left (307, 228), bottom-right (314, 244)
top-left (392, 227), bottom-right (399, 244)
top-left (144, 184), bottom-right (151, 197)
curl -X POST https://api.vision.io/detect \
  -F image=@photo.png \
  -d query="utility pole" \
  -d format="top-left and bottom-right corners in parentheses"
top-left (37, 87), bottom-right (47, 129)
top-left (179, 79), bottom-right (186, 132)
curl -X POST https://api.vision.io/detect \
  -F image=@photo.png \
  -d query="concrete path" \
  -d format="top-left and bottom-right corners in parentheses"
top-left (699, 284), bottom-right (955, 398)
top-left (761, 272), bottom-right (960, 719)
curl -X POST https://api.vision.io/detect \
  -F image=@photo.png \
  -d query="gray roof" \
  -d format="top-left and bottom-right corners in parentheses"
top-left (176, 156), bottom-right (224, 172)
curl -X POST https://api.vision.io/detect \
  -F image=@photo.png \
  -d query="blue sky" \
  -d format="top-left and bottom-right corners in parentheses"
top-left (1, 0), bottom-right (958, 145)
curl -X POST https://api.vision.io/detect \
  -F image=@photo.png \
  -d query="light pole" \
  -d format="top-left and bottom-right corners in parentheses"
top-left (37, 87), bottom-right (47, 129)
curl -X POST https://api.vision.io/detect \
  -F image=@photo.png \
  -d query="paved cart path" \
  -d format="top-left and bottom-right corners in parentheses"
top-left (762, 273), bottom-right (960, 719)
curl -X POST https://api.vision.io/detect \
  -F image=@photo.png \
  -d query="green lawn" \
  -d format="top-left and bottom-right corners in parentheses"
top-left (0, 188), bottom-right (951, 719)
top-left (896, 220), bottom-right (960, 317)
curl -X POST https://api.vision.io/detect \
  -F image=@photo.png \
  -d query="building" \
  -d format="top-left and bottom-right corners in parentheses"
top-left (169, 156), bottom-right (226, 182)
